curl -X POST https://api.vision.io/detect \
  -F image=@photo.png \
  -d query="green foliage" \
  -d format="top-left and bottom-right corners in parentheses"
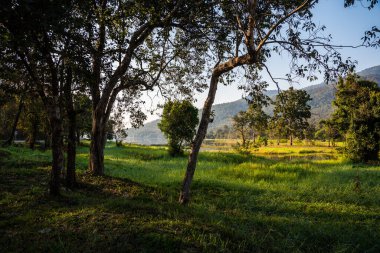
top-left (232, 111), bottom-right (251, 148)
top-left (333, 75), bottom-right (380, 161)
top-left (315, 119), bottom-right (340, 146)
top-left (272, 87), bottom-right (312, 144)
top-left (246, 104), bottom-right (269, 140)
top-left (158, 100), bottom-right (199, 156)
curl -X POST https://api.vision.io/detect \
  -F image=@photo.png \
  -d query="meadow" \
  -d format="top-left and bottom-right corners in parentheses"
top-left (0, 143), bottom-right (379, 252)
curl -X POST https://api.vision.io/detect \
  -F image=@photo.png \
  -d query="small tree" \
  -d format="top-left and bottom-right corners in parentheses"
top-left (109, 110), bottom-right (128, 147)
top-left (232, 111), bottom-right (252, 151)
top-left (333, 75), bottom-right (380, 161)
top-left (158, 100), bottom-right (199, 156)
top-left (316, 119), bottom-right (340, 147)
top-left (272, 87), bottom-right (312, 145)
top-left (246, 104), bottom-right (269, 144)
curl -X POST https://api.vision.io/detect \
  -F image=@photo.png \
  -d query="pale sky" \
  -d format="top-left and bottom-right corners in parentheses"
top-left (140, 0), bottom-right (380, 123)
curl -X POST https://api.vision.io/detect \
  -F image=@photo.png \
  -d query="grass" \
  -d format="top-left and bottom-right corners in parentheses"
top-left (0, 143), bottom-right (379, 252)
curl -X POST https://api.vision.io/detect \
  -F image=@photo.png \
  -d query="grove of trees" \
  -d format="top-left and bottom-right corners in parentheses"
top-left (0, 0), bottom-right (378, 204)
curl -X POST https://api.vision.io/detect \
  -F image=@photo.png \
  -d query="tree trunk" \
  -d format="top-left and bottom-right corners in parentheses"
top-left (49, 106), bottom-right (64, 196)
top-left (178, 54), bottom-right (253, 204)
top-left (66, 113), bottom-right (77, 187)
top-left (3, 97), bottom-right (24, 146)
top-left (64, 66), bottom-right (77, 188)
top-left (241, 131), bottom-right (246, 147)
top-left (76, 130), bottom-right (80, 146)
top-left (44, 132), bottom-right (51, 149)
top-left (179, 74), bottom-right (219, 204)
top-left (290, 134), bottom-right (293, 146)
top-left (29, 121), bottom-right (38, 149)
top-left (89, 116), bottom-right (107, 176)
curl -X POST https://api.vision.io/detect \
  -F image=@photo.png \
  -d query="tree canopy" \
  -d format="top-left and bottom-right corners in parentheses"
top-left (332, 75), bottom-right (380, 161)
top-left (272, 87), bottom-right (312, 145)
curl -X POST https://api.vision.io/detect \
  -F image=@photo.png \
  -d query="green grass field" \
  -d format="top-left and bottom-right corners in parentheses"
top-left (0, 144), bottom-right (379, 252)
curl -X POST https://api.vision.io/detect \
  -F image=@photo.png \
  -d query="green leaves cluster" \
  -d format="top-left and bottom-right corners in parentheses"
top-left (158, 100), bottom-right (199, 156)
top-left (272, 87), bottom-right (312, 145)
top-left (333, 75), bottom-right (380, 161)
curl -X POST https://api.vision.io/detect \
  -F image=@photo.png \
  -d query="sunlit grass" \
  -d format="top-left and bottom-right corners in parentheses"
top-left (0, 143), bottom-right (379, 252)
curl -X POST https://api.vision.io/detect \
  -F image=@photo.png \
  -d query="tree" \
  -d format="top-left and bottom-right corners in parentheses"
top-left (272, 87), bottom-right (312, 146)
top-left (108, 108), bottom-right (128, 147)
top-left (332, 74), bottom-right (380, 161)
top-left (18, 96), bottom-right (48, 149)
top-left (246, 104), bottom-right (269, 144)
top-left (269, 116), bottom-right (286, 145)
top-left (179, 0), bottom-right (355, 204)
top-left (232, 110), bottom-right (252, 150)
top-left (316, 119), bottom-right (340, 147)
top-left (0, 0), bottom-right (82, 195)
top-left (78, 0), bottom-right (210, 175)
top-left (158, 100), bottom-right (199, 156)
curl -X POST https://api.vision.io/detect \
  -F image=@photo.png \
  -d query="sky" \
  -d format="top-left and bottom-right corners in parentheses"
top-left (141, 0), bottom-right (380, 123)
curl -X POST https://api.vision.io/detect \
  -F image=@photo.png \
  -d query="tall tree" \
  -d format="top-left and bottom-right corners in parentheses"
top-left (75, 0), bottom-right (211, 175)
top-left (0, 0), bottom-right (80, 195)
top-left (333, 74), bottom-right (380, 161)
top-left (179, 0), bottom-right (355, 204)
top-left (272, 87), bottom-right (312, 145)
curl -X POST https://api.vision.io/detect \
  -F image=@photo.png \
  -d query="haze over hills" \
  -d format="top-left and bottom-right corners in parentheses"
top-left (126, 65), bottom-right (380, 145)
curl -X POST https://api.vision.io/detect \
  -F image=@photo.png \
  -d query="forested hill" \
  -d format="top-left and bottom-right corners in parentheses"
top-left (126, 65), bottom-right (380, 144)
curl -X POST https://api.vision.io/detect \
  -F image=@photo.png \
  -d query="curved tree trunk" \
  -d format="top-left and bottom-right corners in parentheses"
top-left (178, 54), bottom-right (253, 204)
top-left (179, 74), bottom-right (219, 204)
top-left (3, 97), bottom-right (24, 146)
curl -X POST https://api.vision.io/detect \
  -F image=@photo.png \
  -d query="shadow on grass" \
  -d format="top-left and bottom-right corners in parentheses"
top-left (1, 146), bottom-right (379, 253)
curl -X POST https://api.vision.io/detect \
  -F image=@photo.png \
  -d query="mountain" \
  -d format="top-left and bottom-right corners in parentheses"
top-left (126, 65), bottom-right (380, 145)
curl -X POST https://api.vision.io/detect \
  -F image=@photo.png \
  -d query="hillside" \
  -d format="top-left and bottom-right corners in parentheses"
top-left (126, 65), bottom-right (380, 144)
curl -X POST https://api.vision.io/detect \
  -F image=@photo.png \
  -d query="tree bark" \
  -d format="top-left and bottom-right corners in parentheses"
top-left (44, 132), bottom-right (51, 149)
top-left (3, 97), bottom-right (23, 146)
top-left (179, 74), bottom-right (219, 204)
top-left (64, 66), bottom-right (77, 188)
top-left (28, 120), bottom-right (38, 149)
top-left (178, 54), bottom-right (253, 204)
top-left (49, 105), bottom-right (64, 196)
top-left (89, 115), bottom-right (107, 175)
top-left (76, 130), bottom-right (80, 146)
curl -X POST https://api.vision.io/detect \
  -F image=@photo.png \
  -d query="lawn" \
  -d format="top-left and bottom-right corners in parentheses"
top-left (0, 144), bottom-right (379, 252)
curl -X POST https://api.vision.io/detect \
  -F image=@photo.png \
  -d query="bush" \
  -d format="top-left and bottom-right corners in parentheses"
top-left (257, 136), bottom-right (268, 146)
top-left (158, 100), bottom-right (198, 157)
